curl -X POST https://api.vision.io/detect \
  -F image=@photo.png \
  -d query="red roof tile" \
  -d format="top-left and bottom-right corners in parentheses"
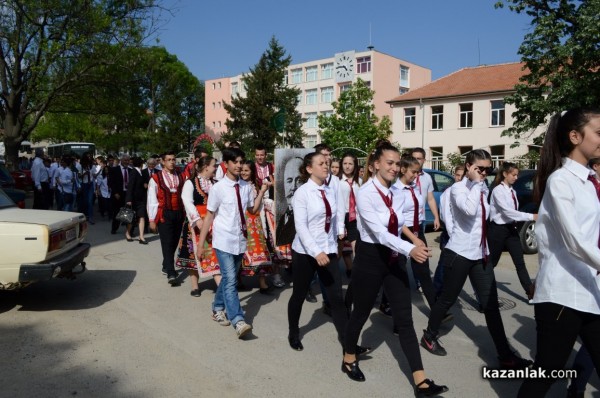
top-left (388, 62), bottom-right (528, 103)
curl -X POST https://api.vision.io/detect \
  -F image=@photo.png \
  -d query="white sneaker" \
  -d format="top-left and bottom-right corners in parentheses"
top-left (235, 320), bottom-right (252, 338)
top-left (212, 310), bottom-right (230, 326)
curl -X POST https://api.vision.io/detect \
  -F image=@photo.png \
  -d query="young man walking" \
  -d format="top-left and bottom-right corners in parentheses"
top-left (196, 147), bottom-right (270, 338)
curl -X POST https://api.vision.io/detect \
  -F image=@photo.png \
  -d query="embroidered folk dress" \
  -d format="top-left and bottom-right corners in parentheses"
top-left (175, 177), bottom-right (220, 277)
top-left (241, 184), bottom-right (273, 276)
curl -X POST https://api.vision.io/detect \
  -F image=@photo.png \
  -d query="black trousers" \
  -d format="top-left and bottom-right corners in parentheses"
top-left (110, 192), bottom-right (125, 232)
top-left (157, 209), bottom-right (184, 278)
top-left (518, 303), bottom-right (600, 397)
top-left (403, 230), bottom-right (436, 309)
top-left (428, 249), bottom-right (512, 358)
top-left (33, 182), bottom-right (51, 209)
top-left (487, 222), bottom-right (533, 294)
top-left (288, 251), bottom-right (347, 342)
top-left (344, 240), bottom-right (423, 372)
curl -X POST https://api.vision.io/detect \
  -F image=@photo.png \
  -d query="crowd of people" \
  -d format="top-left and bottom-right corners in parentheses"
top-left (24, 107), bottom-right (600, 397)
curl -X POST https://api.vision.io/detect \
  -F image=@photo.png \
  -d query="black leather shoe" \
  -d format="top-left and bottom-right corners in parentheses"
top-left (414, 379), bottom-right (449, 397)
top-left (322, 302), bottom-right (332, 317)
top-left (341, 360), bottom-right (365, 382)
top-left (288, 335), bottom-right (303, 351)
top-left (356, 345), bottom-right (372, 356)
top-left (190, 289), bottom-right (201, 297)
top-left (237, 282), bottom-right (252, 292)
top-left (139, 239), bottom-right (148, 245)
top-left (305, 291), bottom-right (317, 303)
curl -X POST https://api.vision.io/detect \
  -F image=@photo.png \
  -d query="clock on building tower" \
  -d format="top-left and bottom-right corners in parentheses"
top-left (334, 51), bottom-right (355, 83)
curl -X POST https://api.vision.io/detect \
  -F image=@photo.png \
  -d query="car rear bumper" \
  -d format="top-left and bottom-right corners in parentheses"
top-left (18, 243), bottom-right (91, 282)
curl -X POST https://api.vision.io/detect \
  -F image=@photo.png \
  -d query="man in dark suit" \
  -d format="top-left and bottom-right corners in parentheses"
top-left (108, 154), bottom-right (131, 235)
top-left (126, 157), bottom-right (148, 243)
top-left (275, 156), bottom-right (303, 246)
top-left (141, 158), bottom-right (158, 189)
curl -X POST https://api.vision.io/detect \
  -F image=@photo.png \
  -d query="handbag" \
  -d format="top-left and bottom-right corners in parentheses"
top-left (116, 206), bottom-right (135, 224)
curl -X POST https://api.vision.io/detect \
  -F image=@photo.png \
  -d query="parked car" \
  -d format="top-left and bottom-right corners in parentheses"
top-left (11, 168), bottom-right (33, 190)
top-left (0, 163), bottom-right (27, 208)
top-left (423, 168), bottom-right (455, 227)
top-left (0, 187), bottom-right (90, 290)
top-left (486, 169), bottom-right (538, 254)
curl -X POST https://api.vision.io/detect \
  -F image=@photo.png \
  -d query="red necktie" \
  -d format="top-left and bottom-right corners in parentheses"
top-left (480, 191), bottom-right (488, 263)
top-left (511, 189), bottom-right (518, 210)
top-left (234, 183), bottom-right (247, 237)
top-left (320, 190), bottom-right (332, 233)
top-left (347, 180), bottom-right (357, 222)
top-left (374, 185), bottom-right (398, 236)
top-left (408, 186), bottom-right (420, 234)
top-left (587, 175), bottom-right (600, 250)
top-left (415, 174), bottom-right (422, 195)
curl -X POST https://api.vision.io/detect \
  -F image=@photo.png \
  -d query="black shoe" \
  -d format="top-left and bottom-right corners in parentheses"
top-left (420, 329), bottom-right (447, 356)
top-left (498, 352), bottom-right (533, 370)
top-left (356, 345), bottom-right (372, 356)
top-left (139, 239), bottom-right (148, 245)
top-left (392, 326), bottom-right (399, 336)
top-left (168, 275), bottom-right (180, 286)
top-left (379, 303), bottom-right (392, 317)
top-left (305, 291), bottom-right (317, 303)
top-left (346, 269), bottom-right (352, 278)
top-left (161, 268), bottom-right (167, 275)
top-left (442, 313), bottom-right (454, 324)
top-left (322, 303), bottom-right (332, 317)
top-left (414, 378), bottom-right (449, 397)
top-left (237, 282), bottom-right (251, 292)
top-left (190, 289), bottom-right (201, 297)
top-left (288, 335), bottom-right (304, 351)
top-left (341, 360), bottom-right (365, 382)
top-left (259, 286), bottom-right (274, 295)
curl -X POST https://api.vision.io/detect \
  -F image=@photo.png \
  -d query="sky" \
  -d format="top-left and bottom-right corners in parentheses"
top-left (153, 0), bottom-right (533, 82)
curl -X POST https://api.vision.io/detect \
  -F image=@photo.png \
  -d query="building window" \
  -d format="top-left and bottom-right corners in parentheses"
top-left (399, 87), bottom-right (409, 95)
top-left (321, 63), bottom-right (333, 79)
top-left (297, 92), bottom-right (303, 105)
top-left (356, 56), bottom-right (371, 74)
top-left (306, 89), bottom-right (317, 105)
top-left (321, 110), bottom-right (333, 119)
top-left (459, 146), bottom-right (473, 156)
top-left (321, 87), bottom-right (334, 103)
top-left (431, 106), bottom-right (443, 130)
top-left (305, 112), bottom-right (318, 128)
top-left (459, 103), bottom-right (473, 128)
top-left (490, 100), bottom-right (505, 127)
top-left (400, 65), bottom-right (410, 88)
top-left (490, 145), bottom-right (505, 169)
top-left (218, 82), bottom-right (221, 89)
top-left (218, 101), bottom-right (222, 109)
top-left (305, 66), bottom-right (318, 82)
top-left (212, 102), bottom-right (216, 109)
top-left (212, 121), bottom-right (216, 128)
top-left (211, 82), bottom-right (216, 90)
top-left (291, 68), bottom-right (302, 84)
top-left (218, 121), bottom-right (222, 128)
top-left (305, 135), bottom-right (317, 148)
top-left (283, 72), bottom-right (288, 85)
top-left (231, 82), bottom-right (238, 96)
top-left (340, 84), bottom-right (351, 93)
top-left (430, 147), bottom-right (444, 171)
top-left (404, 108), bottom-right (416, 131)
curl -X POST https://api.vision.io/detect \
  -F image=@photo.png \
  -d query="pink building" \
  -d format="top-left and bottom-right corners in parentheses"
top-left (205, 48), bottom-right (431, 147)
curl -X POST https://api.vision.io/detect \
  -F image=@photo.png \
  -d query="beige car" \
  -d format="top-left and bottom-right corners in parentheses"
top-left (0, 188), bottom-right (90, 290)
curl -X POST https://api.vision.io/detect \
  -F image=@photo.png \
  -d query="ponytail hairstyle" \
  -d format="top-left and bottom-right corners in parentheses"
top-left (341, 152), bottom-right (360, 184)
top-left (241, 160), bottom-right (257, 185)
top-left (493, 161), bottom-right (518, 186)
top-left (193, 156), bottom-right (215, 180)
top-left (464, 149), bottom-right (492, 167)
top-left (534, 108), bottom-right (600, 203)
top-left (298, 152), bottom-right (320, 184)
top-left (399, 155), bottom-right (421, 176)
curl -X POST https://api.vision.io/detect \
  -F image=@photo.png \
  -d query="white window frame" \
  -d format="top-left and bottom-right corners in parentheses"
top-left (431, 105), bottom-right (443, 130)
top-left (404, 108), bottom-right (416, 131)
top-left (231, 82), bottom-right (238, 96)
top-left (291, 68), bottom-right (302, 84)
top-left (305, 89), bottom-right (317, 105)
top-left (490, 100), bottom-right (505, 127)
top-left (321, 87), bottom-right (334, 103)
top-left (305, 66), bottom-right (318, 82)
top-left (321, 63), bottom-right (333, 79)
top-left (459, 103), bottom-right (473, 128)
top-left (305, 112), bottom-right (318, 128)
top-left (400, 65), bottom-right (410, 88)
top-left (356, 56), bottom-right (371, 74)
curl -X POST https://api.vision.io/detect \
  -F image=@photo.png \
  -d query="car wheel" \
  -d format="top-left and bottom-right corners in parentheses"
top-left (520, 221), bottom-right (538, 254)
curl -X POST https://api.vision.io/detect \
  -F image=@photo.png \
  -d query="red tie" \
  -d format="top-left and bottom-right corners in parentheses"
top-left (347, 180), bottom-right (357, 222)
top-left (374, 185), bottom-right (398, 236)
top-left (234, 183), bottom-right (247, 237)
top-left (408, 186), bottom-right (420, 234)
top-left (480, 191), bottom-right (488, 263)
top-left (511, 189), bottom-right (518, 210)
top-left (320, 190), bottom-right (332, 233)
top-left (415, 174), bottom-right (422, 195)
top-left (587, 175), bottom-right (600, 250)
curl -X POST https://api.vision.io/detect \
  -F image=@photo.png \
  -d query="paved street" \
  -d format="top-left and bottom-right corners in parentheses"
top-left (1, 210), bottom-right (598, 397)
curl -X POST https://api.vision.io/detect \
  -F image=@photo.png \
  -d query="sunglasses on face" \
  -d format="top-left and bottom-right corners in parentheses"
top-left (474, 166), bottom-right (494, 174)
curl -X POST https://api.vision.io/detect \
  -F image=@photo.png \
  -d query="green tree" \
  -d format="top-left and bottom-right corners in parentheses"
top-left (0, 0), bottom-right (161, 168)
top-left (318, 78), bottom-right (392, 155)
top-left (495, 0), bottom-right (600, 143)
top-left (222, 36), bottom-right (303, 154)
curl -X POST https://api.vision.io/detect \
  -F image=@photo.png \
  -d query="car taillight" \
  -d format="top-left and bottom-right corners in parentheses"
top-left (79, 221), bottom-right (88, 238)
top-left (49, 230), bottom-right (66, 252)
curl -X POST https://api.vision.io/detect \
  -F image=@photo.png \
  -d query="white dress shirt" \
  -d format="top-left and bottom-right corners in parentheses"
top-left (146, 170), bottom-right (180, 222)
top-left (182, 179), bottom-right (201, 225)
top-left (31, 157), bottom-right (49, 189)
top-left (445, 177), bottom-right (490, 260)
top-left (292, 178), bottom-right (338, 258)
top-left (214, 162), bottom-right (226, 181)
top-left (49, 162), bottom-right (59, 189)
top-left (57, 167), bottom-right (75, 194)
top-left (415, 171), bottom-right (433, 202)
top-left (440, 188), bottom-right (454, 236)
top-left (490, 182), bottom-right (534, 224)
top-left (356, 178), bottom-right (415, 257)
top-left (96, 171), bottom-right (110, 199)
top-left (532, 158), bottom-right (600, 314)
top-left (395, 180), bottom-right (425, 228)
top-left (337, 175), bottom-right (361, 234)
top-left (207, 176), bottom-right (253, 255)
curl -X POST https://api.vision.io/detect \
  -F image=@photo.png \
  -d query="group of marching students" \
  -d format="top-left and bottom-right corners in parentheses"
top-left (140, 108), bottom-right (600, 398)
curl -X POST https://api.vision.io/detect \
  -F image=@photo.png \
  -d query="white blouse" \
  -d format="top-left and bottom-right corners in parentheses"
top-left (337, 175), bottom-right (361, 234)
top-left (489, 182), bottom-right (534, 224)
top-left (395, 180), bottom-right (425, 228)
top-left (532, 158), bottom-right (600, 314)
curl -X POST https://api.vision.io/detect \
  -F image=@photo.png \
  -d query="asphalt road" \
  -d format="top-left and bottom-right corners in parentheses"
top-left (1, 210), bottom-right (598, 397)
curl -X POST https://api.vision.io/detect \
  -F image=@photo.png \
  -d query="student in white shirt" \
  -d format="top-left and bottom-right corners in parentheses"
top-left (342, 142), bottom-right (448, 397)
top-left (421, 149), bottom-right (532, 371)
top-left (287, 152), bottom-right (354, 352)
top-left (518, 108), bottom-right (600, 397)
top-left (196, 147), bottom-right (269, 339)
top-left (488, 162), bottom-right (537, 300)
top-left (337, 153), bottom-right (361, 277)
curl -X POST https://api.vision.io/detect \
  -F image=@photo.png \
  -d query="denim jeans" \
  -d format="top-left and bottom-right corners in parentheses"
top-left (213, 249), bottom-right (245, 327)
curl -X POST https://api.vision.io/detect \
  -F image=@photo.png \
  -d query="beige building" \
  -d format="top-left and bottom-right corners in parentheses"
top-left (387, 62), bottom-right (544, 169)
top-left (205, 48), bottom-right (431, 148)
